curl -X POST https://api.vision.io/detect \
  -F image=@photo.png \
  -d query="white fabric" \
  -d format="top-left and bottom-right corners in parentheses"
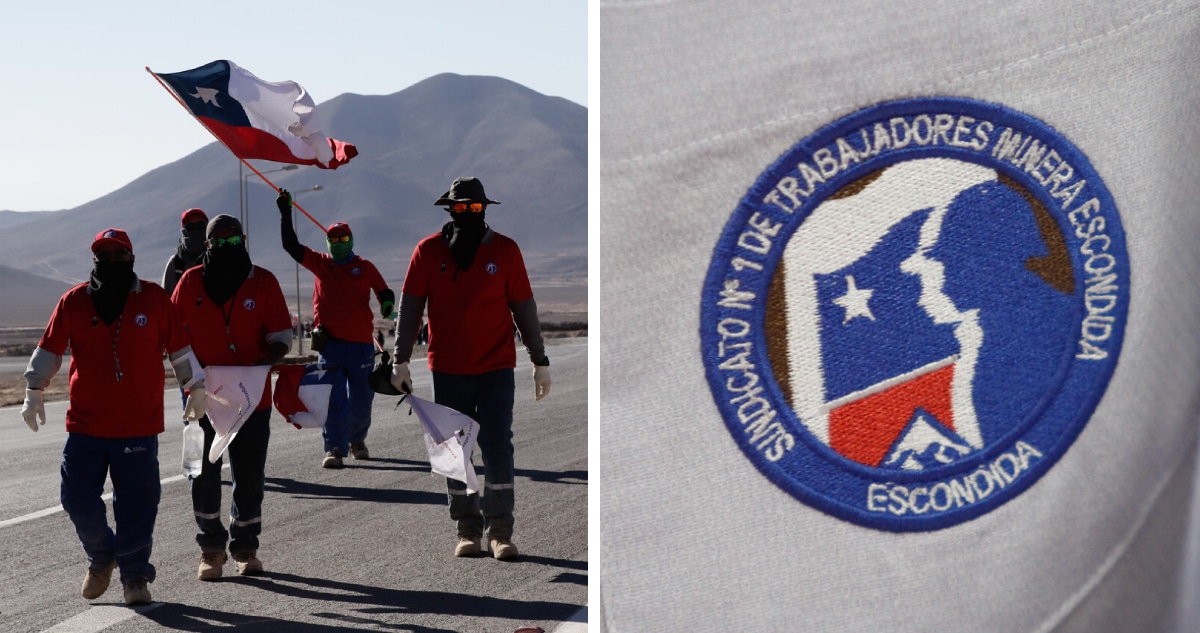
top-left (226, 61), bottom-right (335, 166)
top-left (291, 383), bottom-right (332, 429)
top-left (406, 394), bottom-right (481, 493)
top-left (600, 1), bottom-right (1200, 632)
top-left (21, 388), bottom-right (45, 431)
top-left (203, 365), bottom-right (270, 463)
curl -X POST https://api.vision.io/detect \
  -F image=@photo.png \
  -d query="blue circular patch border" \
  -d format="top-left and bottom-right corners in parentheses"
top-left (700, 97), bottom-right (1129, 532)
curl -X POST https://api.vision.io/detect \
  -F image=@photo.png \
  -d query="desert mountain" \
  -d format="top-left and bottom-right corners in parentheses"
top-left (0, 73), bottom-right (586, 326)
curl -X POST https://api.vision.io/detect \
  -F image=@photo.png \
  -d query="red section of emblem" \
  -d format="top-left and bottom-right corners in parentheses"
top-left (829, 363), bottom-right (956, 467)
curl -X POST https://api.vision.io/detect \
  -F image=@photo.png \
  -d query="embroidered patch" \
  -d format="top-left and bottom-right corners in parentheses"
top-left (486, 262), bottom-right (498, 275)
top-left (700, 97), bottom-right (1128, 531)
top-left (134, 314), bottom-right (148, 327)
top-left (243, 298), bottom-right (256, 311)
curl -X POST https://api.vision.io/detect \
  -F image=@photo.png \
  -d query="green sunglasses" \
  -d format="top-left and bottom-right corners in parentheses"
top-left (207, 234), bottom-right (245, 249)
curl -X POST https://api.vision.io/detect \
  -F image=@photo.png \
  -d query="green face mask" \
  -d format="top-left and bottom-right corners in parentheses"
top-left (328, 238), bottom-right (353, 261)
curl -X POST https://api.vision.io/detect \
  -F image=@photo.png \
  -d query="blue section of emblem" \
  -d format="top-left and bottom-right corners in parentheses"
top-left (700, 97), bottom-right (1128, 531)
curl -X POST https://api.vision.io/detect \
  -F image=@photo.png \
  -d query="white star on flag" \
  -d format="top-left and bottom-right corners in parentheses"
top-left (189, 87), bottom-right (221, 106)
top-left (833, 275), bottom-right (875, 324)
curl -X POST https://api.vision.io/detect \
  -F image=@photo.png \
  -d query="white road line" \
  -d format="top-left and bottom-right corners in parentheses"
top-left (552, 606), bottom-right (588, 632)
top-left (41, 602), bottom-right (163, 632)
top-left (0, 466), bottom-right (228, 529)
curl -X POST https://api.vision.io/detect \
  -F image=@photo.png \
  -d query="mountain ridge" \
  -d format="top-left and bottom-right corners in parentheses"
top-left (0, 73), bottom-right (586, 326)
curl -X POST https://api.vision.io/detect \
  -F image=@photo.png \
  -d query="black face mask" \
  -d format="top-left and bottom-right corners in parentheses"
top-left (442, 211), bottom-right (487, 271)
top-left (90, 260), bottom-right (136, 325)
top-left (201, 247), bottom-right (252, 306)
top-left (178, 226), bottom-right (207, 263)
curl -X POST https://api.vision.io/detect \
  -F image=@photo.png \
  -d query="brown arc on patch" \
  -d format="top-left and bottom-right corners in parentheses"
top-left (828, 169), bottom-right (884, 199)
top-left (765, 264), bottom-right (792, 405)
top-left (997, 173), bottom-right (1075, 294)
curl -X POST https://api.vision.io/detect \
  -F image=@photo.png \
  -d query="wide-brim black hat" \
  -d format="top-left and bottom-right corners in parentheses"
top-left (434, 177), bottom-right (501, 206)
top-left (368, 351), bottom-right (404, 396)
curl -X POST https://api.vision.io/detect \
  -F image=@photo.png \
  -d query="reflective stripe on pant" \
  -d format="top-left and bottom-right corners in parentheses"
top-left (318, 338), bottom-right (376, 445)
top-left (432, 368), bottom-right (516, 538)
top-left (60, 433), bottom-right (160, 585)
top-left (189, 408), bottom-right (270, 555)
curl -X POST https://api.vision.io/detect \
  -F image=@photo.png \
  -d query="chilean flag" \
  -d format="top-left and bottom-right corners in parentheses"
top-left (272, 364), bottom-right (342, 429)
top-left (153, 60), bottom-right (357, 169)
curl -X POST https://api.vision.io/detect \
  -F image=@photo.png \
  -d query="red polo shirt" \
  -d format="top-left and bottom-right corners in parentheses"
top-left (301, 248), bottom-right (389, 343)
top-left (172, 266), bottom-right (293, 411)
top-left (38, 280), bottom-right (189, 438)
top-left (401, 231), bottom-right (534, 374)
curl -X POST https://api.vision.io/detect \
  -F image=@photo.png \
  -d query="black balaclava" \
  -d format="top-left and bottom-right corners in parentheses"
top-left (200, 215), bottom-right (253, 306)
top-left (176, 222), bottom-right (207, 267)
top-left (441, 208), bottom-right (488, 271)
top-left (90, 259), bottom-right (136, 325)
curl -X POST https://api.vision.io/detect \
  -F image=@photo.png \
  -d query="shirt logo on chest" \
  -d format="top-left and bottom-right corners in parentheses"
top-left (134, 314), bottom-right (148, 327)
top-left (243, 298), bottom-right (256, 311)
top-left (485, 262), bottom-right (498, 275)
top-left (700, 96), bottom-right (1128, 532)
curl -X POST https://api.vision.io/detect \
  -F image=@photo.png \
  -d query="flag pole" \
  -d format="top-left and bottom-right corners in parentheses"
top-left (145, 66), bottom-right (327, 232)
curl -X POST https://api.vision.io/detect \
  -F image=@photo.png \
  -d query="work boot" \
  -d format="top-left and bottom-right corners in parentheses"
top-left (455, 533), bottom-right (482, 557)
top-left (349, 442), bottom-right (370, 460)
top-left (322, 450), bottom-right (344, 469)
top-left (489, 535), bottom-right (519, 561)
top-left (197, 548), bottom-right (227, 581)
top-left (81, 560), bottom-right (116, 599)
top-left (234, 551), bottom-right (264, 576)
top-left (122, 580), bottom-right (152, 606)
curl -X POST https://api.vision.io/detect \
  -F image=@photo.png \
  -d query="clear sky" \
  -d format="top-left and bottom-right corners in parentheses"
top-left (1, 1), bottom-right (588, 212)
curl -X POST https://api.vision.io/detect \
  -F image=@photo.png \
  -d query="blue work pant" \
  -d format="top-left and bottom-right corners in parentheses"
top-left (190, 409), bottom-right (270, 556)
top-left (318, 338), bottom-right (375, 446)
top-left (432, 369), bottom-right (516, 538)
top-left (60, 433), bottom-right (161, 585)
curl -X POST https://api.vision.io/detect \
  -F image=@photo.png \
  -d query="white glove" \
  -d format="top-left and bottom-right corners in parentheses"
top-left (21, 388), bottom-right (46, 432)
top-left (534, 366), bottom-right (551, 401)
top-left (390, 361), bottom-right (413, 394)
top-left (183, 387), bottom-right (209, 421)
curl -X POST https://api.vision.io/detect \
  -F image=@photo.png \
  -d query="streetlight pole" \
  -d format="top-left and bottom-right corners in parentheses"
top-left (240, 164), bottom-right (298, 254)
top-left (292, 185), bottom-right (323, 356)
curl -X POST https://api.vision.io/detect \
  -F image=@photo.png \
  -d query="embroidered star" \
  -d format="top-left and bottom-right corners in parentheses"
top-left (189, 87), bottom-right (221, 106)
top-left (832, 275), bottom-right (875, 324)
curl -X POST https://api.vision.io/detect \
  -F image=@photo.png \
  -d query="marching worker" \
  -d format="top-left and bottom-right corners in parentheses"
top-left (171, 215), bottom-right (292, 580)
top-left (390, 177), bottom-right (551, 560)
top-left (22, 228), bottom-right (207, 606)
top-left (161, 207), bottom-right (209, 296)
top-left (277, 190), bottom-right (395, 468)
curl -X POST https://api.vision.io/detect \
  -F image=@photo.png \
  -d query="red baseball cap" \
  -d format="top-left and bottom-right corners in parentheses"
top-left (91, 228), bottom-right (133, 254)
top-left (326, 222), bottom-right (352, 237)
top-left (181, 208), bottom-right (208, 225)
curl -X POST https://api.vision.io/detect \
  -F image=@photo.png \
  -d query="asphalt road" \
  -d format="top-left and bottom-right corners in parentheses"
top-left (0, 339), bottom-right (588, 633)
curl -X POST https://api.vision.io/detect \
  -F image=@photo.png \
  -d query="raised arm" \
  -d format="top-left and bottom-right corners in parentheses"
top-left (277, 189), bottom-right (305, 263)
